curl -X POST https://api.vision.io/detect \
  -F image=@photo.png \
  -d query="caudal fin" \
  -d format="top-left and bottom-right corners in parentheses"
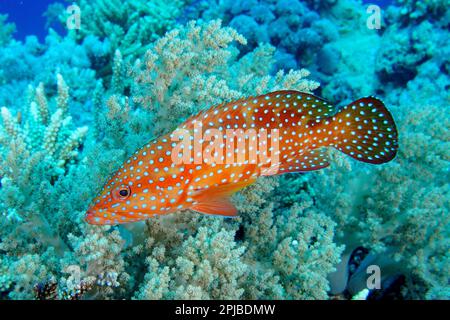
top-left (332, 97), bottom-right (398, 164)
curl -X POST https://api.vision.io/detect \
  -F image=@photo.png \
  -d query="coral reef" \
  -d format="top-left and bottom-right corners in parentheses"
top-left (67, 0), bottom-right (186, 62)
top-left (236, 178), bottom-right (344, 299)
top-left (0, 30), bottom-right (109, 116)
top-left (129, 20), bottom-right (318, 136)
top-left (0, 19), bottom-right (329, 300)
top-left (184, 0), bottom-right (340, 72)
top-left (393, 0), bottom-right (450, 23)
top-left (0, 75), bottom-right (87, 220)
top-left (313, 0), bottom-right (449, 299)
top-left (0, 0), bottom-right (448, 300)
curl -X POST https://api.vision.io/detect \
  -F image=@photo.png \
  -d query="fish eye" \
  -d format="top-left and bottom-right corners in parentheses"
top-left (113, 185), bottom-right (131, 200)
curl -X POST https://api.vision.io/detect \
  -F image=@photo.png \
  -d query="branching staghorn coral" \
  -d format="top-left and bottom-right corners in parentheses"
top-left (134, 219), bottom-right (247, 299)
top-left (0, 74), bottom-right (87, 175)
top-left (234, 178), bottom-right (344, 299)
top-left (62, 224), bottom-right (129, 298)
top-left (66, 0), bottom-right (186, 62)
top-left (0, 75), bottom-right (98, 299)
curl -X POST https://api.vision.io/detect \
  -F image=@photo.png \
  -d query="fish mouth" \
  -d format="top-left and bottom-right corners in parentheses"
top-left (84, 209), bottom-right (101, 225)
top-left (85, 208), bottom-right (120, 225)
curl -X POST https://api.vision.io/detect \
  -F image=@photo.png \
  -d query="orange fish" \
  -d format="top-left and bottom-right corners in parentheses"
top-left (85, 90), bottom-right (398, 225)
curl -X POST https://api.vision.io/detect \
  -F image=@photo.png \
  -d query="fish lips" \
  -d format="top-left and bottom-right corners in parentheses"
top-left (84, 209), bottom-right (102, 225)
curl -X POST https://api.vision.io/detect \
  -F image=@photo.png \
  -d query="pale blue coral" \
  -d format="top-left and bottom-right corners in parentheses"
top-left (185, 0), bottom-right (340, 72)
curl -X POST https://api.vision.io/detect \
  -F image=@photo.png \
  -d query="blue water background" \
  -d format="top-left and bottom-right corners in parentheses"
top-left (0, 0), bottom-right (65, 41)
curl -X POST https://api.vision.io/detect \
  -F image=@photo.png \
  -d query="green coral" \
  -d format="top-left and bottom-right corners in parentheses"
top-left (70, 0), bottom-right (187, 61)
top-left (2, 3), bottom-right (446, 299)
top-left (235, 178), bottom-right (343, 299)
top-left (0, 75), bottom-right (88, 224)
top-left (0, 75), bottom-right (87, 172)
top-left (134, 220), bottom-right (247, 299)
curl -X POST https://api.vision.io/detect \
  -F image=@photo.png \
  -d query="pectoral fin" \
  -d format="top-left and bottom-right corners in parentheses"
top-left (189, 179), bottom-right (256, 217)
top-left (190, 198), bottom-right (238, 217)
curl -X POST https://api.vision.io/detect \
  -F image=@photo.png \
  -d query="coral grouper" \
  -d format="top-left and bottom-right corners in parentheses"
top-left (86, 90), bottom-right (398, 225)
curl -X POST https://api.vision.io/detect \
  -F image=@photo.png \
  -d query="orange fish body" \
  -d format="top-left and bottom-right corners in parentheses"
top-left (85, 90), bottom-right (398, 225)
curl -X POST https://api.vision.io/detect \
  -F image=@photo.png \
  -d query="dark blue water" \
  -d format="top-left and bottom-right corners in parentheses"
top-left (0, 0), bottom-right (394, 43)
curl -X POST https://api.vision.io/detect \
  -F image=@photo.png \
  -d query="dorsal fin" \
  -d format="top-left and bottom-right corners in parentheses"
top-left (179, 90), bottom-right (335, 132)
top-left (261, 90), bottom-right (335, 119)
